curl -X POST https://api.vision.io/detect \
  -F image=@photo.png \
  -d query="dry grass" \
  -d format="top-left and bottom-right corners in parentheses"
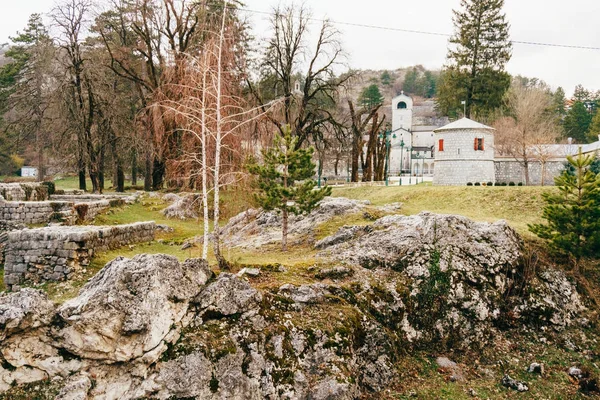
top-left (332, 185), bottom-right (554, 237)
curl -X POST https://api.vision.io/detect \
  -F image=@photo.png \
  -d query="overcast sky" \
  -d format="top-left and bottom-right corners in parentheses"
top-left (1, 0), bottom-right (599, 96)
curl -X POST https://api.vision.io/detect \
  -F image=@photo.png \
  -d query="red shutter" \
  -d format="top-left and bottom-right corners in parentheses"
top-left (474, 138), bottom-right (477, 150)
top-left (439, 139), bottom-right (444, 152)
top-left (481, 138), bottom-right (484, 151)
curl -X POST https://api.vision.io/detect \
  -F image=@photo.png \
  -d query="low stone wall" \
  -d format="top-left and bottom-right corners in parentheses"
top-left (0, 200), bottom-right (113, 225)
top-left (0, 201), bottom-right (73, 225)
top-left (3, 222), bottom-right (156, 291)
top-left (51, 192), bottom-right (140, 205)
top-left (494, 159), bottom-right (566, 186)
top-left (0, 183), bottom-right (48, 201)
top-left (0, 221), bottom-right (26, 266)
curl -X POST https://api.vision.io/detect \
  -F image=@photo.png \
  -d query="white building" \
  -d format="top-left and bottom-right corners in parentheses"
top-left (21, 166), bottom-right (38, 178)
top-left (388, 92), bottom-right (447, 177)
top-left (433, 118), bottom-right (496, 186)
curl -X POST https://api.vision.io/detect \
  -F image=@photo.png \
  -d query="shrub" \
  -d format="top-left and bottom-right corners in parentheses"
top-left (517, 182), bottom-right (523, 186)
top-left (501, 182), bottom-right (507, 186)
top-left (41, 181), bottom-right (55, 196)
top-left (474, 182), bottom-right (481, 186)
top-left (466, 182), bottom-right (473, 186)
top-left (487, 182), bottom-right (494, 186)
top-left (508, 182), bottom-right (515, 186)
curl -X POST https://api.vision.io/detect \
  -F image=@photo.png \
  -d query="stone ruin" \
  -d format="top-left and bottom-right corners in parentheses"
top-left (3, 222), bottom-right (156, 291)
top-left (0, 183), bottom-right (153, 291)
top-left (0, 184), bottom-right (141, 226)
top-left (0, 182), bottom-right (49, 202)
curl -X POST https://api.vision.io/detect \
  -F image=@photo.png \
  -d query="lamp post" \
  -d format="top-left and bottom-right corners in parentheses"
top-left (408, 147), bottom-right (412, 185)
top-left (378, 131), bottom-right (396, 186)
top-left (399, 139), bottom-right (405, 185)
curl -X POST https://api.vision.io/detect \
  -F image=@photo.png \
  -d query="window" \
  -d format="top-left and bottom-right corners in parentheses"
top-left (474, 138), bottom-right (484, 151)
top-left (438, 139), bottom-right (444, 152)
top-left (397, 101), bottom-right (407, 109)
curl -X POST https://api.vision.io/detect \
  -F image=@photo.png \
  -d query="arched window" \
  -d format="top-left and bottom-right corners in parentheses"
top-left (397, 101), bottom-right (407, 109)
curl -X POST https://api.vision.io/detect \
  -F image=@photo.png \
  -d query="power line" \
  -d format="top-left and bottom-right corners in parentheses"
top-left (237, 7), bottom-right (600, 51)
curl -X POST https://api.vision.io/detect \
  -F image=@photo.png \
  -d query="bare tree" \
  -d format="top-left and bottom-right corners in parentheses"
top-left (493, 82), bottom-right (559, 185)
top-left (53, 0), bottom-right (102, 192)
top-left (347, 100), bottom-right (380, 182)
top-left (247, 4), bottom-right (350, 150)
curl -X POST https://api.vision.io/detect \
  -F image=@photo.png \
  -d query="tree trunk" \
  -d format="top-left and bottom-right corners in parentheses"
top-left (144, 150), bottom-right (152, 191)
top-left (152, 157), bottom-right (165, 190)
top-left (213, 0), bottom-right (228, 269)
top-left (351, 135), bottom-right (360, 182)
top-left (131, 149), bottom-right (137, 186)
top-left (201, 62), bottom-right (210, 260)
top-left (78, 155), bottom-right (86, 191)
top-left (282, 208), bottom-right (288, 251)
top-left (523, 159), bottom-right (530, 186)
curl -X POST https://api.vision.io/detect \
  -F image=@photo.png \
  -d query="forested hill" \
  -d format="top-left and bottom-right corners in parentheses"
top-left (345, 66), bottom-right (441, 106)
top-left (0, 44), bottom-right (8, 67)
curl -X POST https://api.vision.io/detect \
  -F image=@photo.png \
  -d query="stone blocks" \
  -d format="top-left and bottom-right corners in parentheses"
top-left (3, 222), bottom-right (156, 291)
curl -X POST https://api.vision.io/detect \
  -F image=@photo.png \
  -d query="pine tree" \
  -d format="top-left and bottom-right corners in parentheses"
top-left (380, 71), bottom-right (392, 87)
top-left (358, 84), bottom-right (384, 109)
top-left (529, 150), bottom-right (600, 269)
top-left (588, 110), bottom-right (600, 143)
top-left (402, 68), bottom-right (419, 95)
top-left (248, 126), bottom-right (332, 251)
top-left (436, 0), bottom-right (512, 118)
top-left (564, 101), bottom-right (592, 143)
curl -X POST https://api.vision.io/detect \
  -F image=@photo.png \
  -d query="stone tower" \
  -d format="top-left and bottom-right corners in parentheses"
top-left (389, 92), bottom-right (413, 174)
top-left (433, 118), bottom-right (495, 186)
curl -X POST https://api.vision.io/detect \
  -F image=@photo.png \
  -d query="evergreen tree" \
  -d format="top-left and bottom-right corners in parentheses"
top-left (380, 71), bottom-right (392, 87)
top-left (419, 70), bottom-right (438, 98)
top-left (588, 110), bottom-right (600, 142)
top-left (436, 0), bottom-right (512, 118)
top-left (553, 87), bottom-right (566, 127)
top-left (402, 67), bottom-right (419, 95)
top-left (573, 84), bottom-right (591, 102)
top-left (529, 150), bottom-right (600, 269)
top-left (564, 101), bottom-right (592, 143)
top-left (358, 84), bottom-right (384, 109)
top-left (248, 126), bottom-right (331, 251)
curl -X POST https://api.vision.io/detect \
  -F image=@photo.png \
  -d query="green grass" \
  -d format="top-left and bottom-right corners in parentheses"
top-left (94, 196), bottom-right (202, 242)
top-left (332, 185), bottom-right (554, 236)
top-left (53, 176), bottom-right (137, 192)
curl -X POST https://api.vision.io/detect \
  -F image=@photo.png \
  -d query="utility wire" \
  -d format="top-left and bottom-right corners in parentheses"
top-left (237, 7), bottom-right (600, 51)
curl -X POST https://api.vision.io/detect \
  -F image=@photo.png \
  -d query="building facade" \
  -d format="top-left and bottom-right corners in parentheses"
top-left (433, 118), bottom-right (496, 186)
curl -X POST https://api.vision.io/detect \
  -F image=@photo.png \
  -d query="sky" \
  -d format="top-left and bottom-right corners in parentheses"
top-left (1, 0), bottom-right (599, 96)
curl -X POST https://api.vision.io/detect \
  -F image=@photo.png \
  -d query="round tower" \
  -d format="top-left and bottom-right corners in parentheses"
top-left (433, 118), bottom-right (495, 186)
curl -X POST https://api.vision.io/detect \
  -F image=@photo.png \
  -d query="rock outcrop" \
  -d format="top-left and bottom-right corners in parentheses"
top-left (221, 197), bottom-right (371, 248)
top-left (0, 211), bottom-right (590, 399)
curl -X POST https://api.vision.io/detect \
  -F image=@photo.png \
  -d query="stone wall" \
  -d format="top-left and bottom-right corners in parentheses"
top-left (494, 159), bottom-right (566, 185)
top-left (3, 222), bottom-right (156, 291)
top-left (51, 192), bottom-right (140, 205)
top-left (0, 183), bottom-right (48, 201)
top-left (0, 201), bottom-right (73, 224)
top-left (0, 199), bottom-right (114, 225)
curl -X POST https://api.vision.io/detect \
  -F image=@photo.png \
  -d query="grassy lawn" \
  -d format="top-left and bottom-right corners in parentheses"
top-left (332, 185), bottom-right (554, 236)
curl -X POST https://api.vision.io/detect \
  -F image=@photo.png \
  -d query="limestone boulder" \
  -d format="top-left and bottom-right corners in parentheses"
top-left (221, 197), bottom-right (370, 248)
top-left (53, 254), bottom-right (212, 362)
top-left (0, 288), bottom-right (54, 341)
top-left (316, 211), bottom-right (569, 348)
top-left (194, 273), bottom-right (262, 316)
